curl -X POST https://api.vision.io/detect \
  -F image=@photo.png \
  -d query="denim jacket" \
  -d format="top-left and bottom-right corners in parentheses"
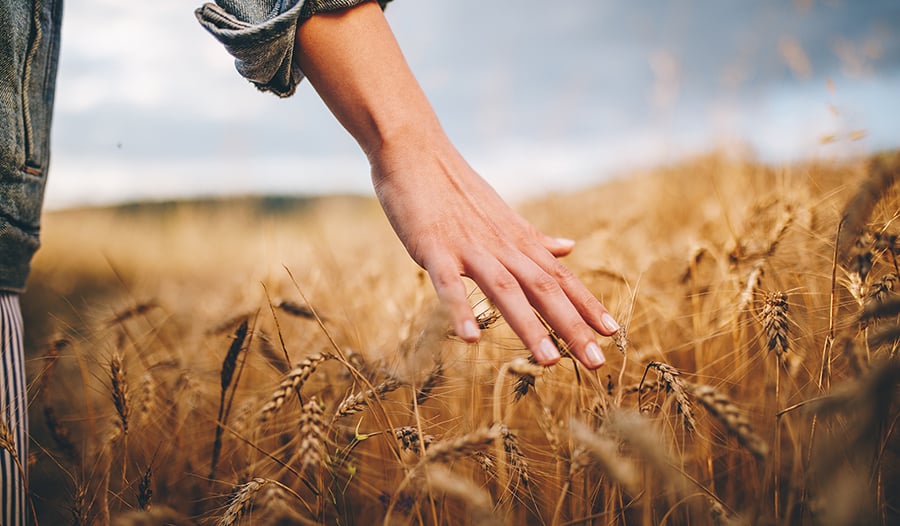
top-left (0, 0), bottom-right (386, 292)
top-left (0, 0), bottom-right (63, 293)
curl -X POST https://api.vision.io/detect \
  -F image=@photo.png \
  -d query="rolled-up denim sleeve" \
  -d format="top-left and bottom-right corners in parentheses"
top-left (195, 0), bottom-right (392, 98)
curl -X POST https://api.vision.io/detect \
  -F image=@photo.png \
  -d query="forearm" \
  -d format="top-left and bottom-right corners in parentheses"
top-left (293, 0), bottom-right (444, 158)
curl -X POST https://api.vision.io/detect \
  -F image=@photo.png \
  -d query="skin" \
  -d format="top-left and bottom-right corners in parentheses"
top-left (294, 0), bottom-right (619, 369)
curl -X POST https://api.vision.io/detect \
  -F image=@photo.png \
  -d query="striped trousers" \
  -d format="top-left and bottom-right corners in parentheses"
top-left (0, 293), bottom-right (27, 526)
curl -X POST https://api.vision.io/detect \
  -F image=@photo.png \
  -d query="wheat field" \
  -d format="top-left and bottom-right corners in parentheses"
top-left (17, 152), bottom-right (900, 525)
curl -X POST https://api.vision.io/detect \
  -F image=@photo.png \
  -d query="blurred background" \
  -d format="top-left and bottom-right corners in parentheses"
top-left (46, 0), bottom-right (900, 208)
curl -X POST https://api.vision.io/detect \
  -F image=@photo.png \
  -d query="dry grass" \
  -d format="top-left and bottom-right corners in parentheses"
top-left (20, 152), bottom-right (900, 525)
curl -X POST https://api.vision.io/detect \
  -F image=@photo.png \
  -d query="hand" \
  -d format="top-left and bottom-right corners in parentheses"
top-left (369, 133), bottom-right (619, 368)
top-left (293, 2), bottom-right (619, 368)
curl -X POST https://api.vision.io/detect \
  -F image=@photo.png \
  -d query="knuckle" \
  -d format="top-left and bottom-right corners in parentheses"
top-left (427, 263), bottom-right (465, 298)
top-left (548, 262), bottom-right (577, 284)
top-left (531, 272), bottom-right (560, 295)
top-left (578, 294), bottom-right (607, 322)
top-left (488, 270), bottom-right (519, 293)
top-left (431, 268), bottom-right (458, 290)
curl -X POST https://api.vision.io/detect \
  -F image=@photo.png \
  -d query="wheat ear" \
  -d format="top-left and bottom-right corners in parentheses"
top-left (414, 359), bottom-right (444, 406)
top-left (691, 384), bottom-right (769, 459)
top-left (645, 361), bottom-right (697, 431)
top-left (569, 419), bottom-right (639, 494)
top-left (499, 425), bottom-right (531, 488)
top-left (218, 478), bottom-right (269, 526)
top-left (297, 397), bottom-right (326, 472)
top-left (334, 377), bottom-right (402, 419)
top-left (837, 154), bottom-right (898, 265)
top-left (423, 466), bottom-right (498, 525)
top-left (395, 426), bottom-right (434, 454)
top-left (110, 351), bottom-right (130, 435)
top-left (417, 424), bottom-right (502, 468)
top-left (211, 319), bottom-right (249, 479)
top-left (762, 291), bottom-right (790, 367)
top-left (260, 352), bottom-right (332, 422)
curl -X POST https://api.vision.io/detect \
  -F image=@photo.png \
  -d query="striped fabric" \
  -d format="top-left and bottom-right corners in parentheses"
top-left (0, 293), bottom-right (27, 526)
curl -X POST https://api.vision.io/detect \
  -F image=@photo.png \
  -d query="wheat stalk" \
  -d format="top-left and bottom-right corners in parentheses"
top-left (499, 425), bottom-right (530, 488)
top-left (297, 397), bottom-right (326, 472)
top-left (211, 319), bottom-right (250, 479)
top-left (737, 261), bottom-right (765, 313)
top-left (275, 299), bottom-right (318, 320)
top-left (762, 291), bottom-right (790, 366)
top-left (423, 466), bottom-right (498, 525)
top-left (475, 306), bottom-right (503, 330)
top-left (220, 319), bottom-right (249, 395)
top-left (135, 371), bottom-right (155, 429)
top-left (859, 298), bottom-right (900, 322)
top-left (137, 465), bottom-right (153, 511)
top-left (107, 300), bottom-right (158, 326)
top-left (71, 482), bottom-right (88, 526)
top-left (607, 409), bottom-right (683, 489)
top-left (207, 312), bottom-right (252, 335)
top-left (253, 483), bottom-right (312, 525)
top-left (260, 352), bottom-right (332, 422)
top-left (334, 377), bottom-right (402, 419)
top-left (110, 351), bottom-right (130, 434)
top-left (472, 451), bottom-right (495, 473)
top-left (837, 154), bottom-right (898, 265)
top-left (569, 419), bottom-right (639, 494)
top-left (257, 330), bottom-right (290, 374)
top-left (509, 355), bottom-right (542, 401)
top-left (395, 426), bottom-right (434, 455)
top-left (868, 274), bottom-right (898, 317)
top-left (645, 361), bottom-right (697, 431)
top-left (384, 424), bottom-right (503, 523)
top-left (416, 424), bottom-right (502, 468)
top-left (218, 478), bottom-right (269, 526)
top-left (415, 359), bottom-right (444, 406)
top-left (622, 379), bottom-right (662, 395)
top-left (612, 323), bottom-right (629, 355)
top-left (691, 384), bottom-right (769, 459)
top-left (0, 416), bottom-right (19, 464)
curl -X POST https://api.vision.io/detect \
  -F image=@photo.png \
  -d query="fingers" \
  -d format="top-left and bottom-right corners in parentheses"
top-left (514, 223), bottom-right (620, 337)
top-left (464, 258), bottom-right (563, 366)
top-left (501, 253), bottom-right (609, 369)
top-left (521, 219), bottom-right (576, 257)
top-left (421, 225), bottom-right (616, 371)
top-left (540, 235), bottom-right (576, 257)
top-left (530, 252), bottom-right (621, 337)
top-left (425, 254), bottom-right (481, 342)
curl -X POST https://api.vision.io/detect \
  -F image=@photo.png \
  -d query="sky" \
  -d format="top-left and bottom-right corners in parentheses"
top-left (45, 0), bottom-right (900, 209)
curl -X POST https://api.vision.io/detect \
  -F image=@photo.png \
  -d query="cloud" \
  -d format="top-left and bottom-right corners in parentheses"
top-left (49, 0), bottom-right (900, 207)
top-left (57, 2), bottom-right (257, 114)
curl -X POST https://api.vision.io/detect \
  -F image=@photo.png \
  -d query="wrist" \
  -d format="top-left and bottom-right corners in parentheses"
top-left (365, 120), bottom-right (452, 171)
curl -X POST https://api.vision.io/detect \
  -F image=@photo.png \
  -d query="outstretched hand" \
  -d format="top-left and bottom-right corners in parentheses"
top-left (294, 0), bottom-right (618, 368)
top-left (369, 134), bottom-right (619, 368)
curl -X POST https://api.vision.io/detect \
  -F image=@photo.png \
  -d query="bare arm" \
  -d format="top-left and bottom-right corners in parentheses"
top-left (294, 1), bottom-right (618, 368)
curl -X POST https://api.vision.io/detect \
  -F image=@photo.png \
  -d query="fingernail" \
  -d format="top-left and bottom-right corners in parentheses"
top-left (555, 237), bottom-right (576, 248)
top-left (601, 313), bottom-right (621, 333)
top-left (462, 320), bottom-right (480, 340)
top-left (537, 337), bottom-right (561, 363)
top-left (584, 342), bottom-right (606, 367)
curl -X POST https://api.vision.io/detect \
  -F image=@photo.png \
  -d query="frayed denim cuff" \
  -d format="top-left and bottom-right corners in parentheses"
top-left (196, 0), bottom-right (391, 98)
